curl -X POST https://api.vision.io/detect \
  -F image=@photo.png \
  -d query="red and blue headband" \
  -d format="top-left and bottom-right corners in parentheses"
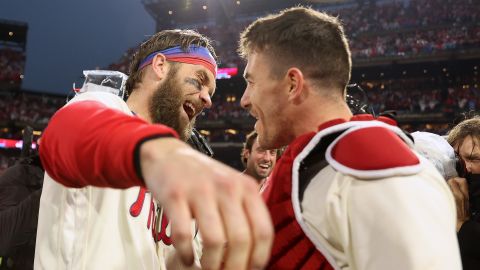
top-left (138, 45), bottom-right (217, 77)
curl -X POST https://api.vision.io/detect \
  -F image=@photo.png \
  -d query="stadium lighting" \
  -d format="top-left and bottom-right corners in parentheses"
top-left (0, 138), bottom-right (37, 150)
top-left (8, 31), bottom-right (13, 36)
top-left (200, 130), bottom-right (211, 136)
top-left (202, 5), bottom-right (207, 10)
top-left (236, 1), bottom-right (241, 5)
top-left (168, 10), bottom-right (173, 15)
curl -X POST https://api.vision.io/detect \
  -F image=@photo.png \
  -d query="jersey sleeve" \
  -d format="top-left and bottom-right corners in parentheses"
top-left (39, 97), bottom-right (178, 189)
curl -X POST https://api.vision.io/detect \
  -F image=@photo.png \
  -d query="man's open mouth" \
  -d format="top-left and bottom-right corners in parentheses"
top-left (183, 101), bottom-right (196, 120)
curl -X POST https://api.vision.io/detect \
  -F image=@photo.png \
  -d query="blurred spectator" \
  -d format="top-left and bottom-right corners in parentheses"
top-left (446, 116), bottom-right (480, 270)
top-left (240, 130), bottom-right (277, 185)
top-left (411, 131), bottom-right (458, 180)
top-left (0, 153), bottom-right (43, 270)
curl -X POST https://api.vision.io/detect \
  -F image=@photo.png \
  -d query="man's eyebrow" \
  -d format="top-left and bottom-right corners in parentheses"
top-left (468, 153), bottom-right (480, 159)
top-left (196, 69), bottom-right (210, 85)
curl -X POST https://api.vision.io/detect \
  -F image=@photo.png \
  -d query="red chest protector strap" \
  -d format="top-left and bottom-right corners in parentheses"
top-left (264, 132), bottom-right (336, 270)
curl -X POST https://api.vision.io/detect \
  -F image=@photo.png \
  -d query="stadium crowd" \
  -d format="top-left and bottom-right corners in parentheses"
top-left (107, 0), bottom-right (480, 72)
top-left (0, 91), bottom-right (64, 132)
top-left (0, 48), bottom-right (24, 85)
top-left (0, 81), bottom-right (478, 141)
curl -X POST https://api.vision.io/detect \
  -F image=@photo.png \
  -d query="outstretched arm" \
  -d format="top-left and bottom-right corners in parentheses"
top-left (40, 99), bottom-right (177, 188)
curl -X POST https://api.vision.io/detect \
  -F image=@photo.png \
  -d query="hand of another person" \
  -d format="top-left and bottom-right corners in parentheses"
top-left (447, 177), bottom-right (470, 231)
top-left (140, 138), bottom-right (273, 270)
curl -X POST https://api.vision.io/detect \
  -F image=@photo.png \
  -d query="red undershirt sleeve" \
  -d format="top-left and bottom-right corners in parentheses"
top-left (39, 100), bottom-right (178, 189)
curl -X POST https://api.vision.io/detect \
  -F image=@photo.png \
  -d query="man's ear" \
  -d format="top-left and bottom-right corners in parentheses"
top-left (286, 67), bottom-right (305, 103)
top-left (241, 149), bottom-right (250, 166)
top-left (246, 149), bottom-right (252, 159)
top-left (150, 53), bottom-right (168, 80)
top-left (243, 149), bottom-right (251, 160)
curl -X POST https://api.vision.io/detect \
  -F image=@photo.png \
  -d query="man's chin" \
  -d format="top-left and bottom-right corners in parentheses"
top-left (256, 171), bottom-right (270, 179)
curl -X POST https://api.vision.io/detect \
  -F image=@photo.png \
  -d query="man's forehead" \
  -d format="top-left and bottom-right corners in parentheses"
top-left (458, 136), bottom-right (480, 155)
top-left (243, 64), bottom-right (257, 82)
top-left (243, 52), bottom-right (272, 79)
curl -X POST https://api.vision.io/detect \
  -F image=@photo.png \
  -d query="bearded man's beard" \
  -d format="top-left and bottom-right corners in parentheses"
top-left (149, 68), bottom-right (195, 141)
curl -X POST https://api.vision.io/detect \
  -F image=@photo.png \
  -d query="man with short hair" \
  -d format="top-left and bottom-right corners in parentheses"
top-left (239, 6), bottom-right (461, 269)
top-left (241, 130), bottom-right (277, 185)
top-left (447, 116), bottom-right (480, 270)
top-left (35, 29), bottom-right (273, 270)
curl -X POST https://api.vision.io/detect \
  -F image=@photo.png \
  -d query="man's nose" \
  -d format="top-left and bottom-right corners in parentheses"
top-left (240, 89), bottom-right (250, 109)
top-left (466, 161), bottom-right (473, 173)
top-left (200, 89), bottom-right (212, 109)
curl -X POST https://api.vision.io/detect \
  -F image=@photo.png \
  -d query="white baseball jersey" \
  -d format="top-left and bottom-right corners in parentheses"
top-left (35, 92), bottom-right (200, 270)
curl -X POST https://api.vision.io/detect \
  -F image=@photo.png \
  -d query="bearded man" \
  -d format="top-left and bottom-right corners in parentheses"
top-left (35, 29), bottom-right (273, 270)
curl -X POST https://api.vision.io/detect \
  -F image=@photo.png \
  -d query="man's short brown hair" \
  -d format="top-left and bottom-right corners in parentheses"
top-left (125, 29), bottom-right (217, 96)
top-left (238, 6), bottom-right (351, 93)
top-left (241, 130), bottom-right (258, 166)
top-left (448, 116), bottom-right (480, 149)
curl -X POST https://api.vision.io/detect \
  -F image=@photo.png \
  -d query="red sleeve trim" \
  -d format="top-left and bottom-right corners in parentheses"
top-left (39, 100), bottom-right (178, 188)
top-left (331, 126), bottom-right (419, 170)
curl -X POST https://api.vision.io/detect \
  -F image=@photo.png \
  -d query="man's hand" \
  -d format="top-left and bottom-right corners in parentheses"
top-left (447, 177), bottom-right (470, 231)
top-left (140, 138), bottom-right (273, 270)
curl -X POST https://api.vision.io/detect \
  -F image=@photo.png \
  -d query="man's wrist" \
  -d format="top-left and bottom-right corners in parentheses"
top-left (138, 137), bottom-right (187, 180)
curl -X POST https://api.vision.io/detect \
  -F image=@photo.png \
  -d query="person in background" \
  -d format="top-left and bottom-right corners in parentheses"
top-left (0, 153), bottom-right (43, 270)
top-left (241, 130), bottom-right (277, 186)
top-left (411, 131), bottom-right (458, 180)
top-left (0, 127), bottom-right (42, 270)
top-left (447, 116), bottom-right (480, 270)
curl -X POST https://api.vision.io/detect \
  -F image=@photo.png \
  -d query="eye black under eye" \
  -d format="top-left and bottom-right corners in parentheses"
top-left (186, 78), bottom-right (202, 90)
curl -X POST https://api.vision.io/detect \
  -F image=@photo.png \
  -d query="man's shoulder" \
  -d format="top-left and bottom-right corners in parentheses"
top-left (67, 91), bottom-right (131, 113)
top-left (299, 121), bottom-right (422, 180)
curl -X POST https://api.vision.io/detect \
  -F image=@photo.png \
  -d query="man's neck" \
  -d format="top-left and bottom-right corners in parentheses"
top-left (126, 89), bottom-right (152, 123)
top-left (290, 96), bottom-right (353, 138)
top-left (242, 169), bottom-right (264, 183)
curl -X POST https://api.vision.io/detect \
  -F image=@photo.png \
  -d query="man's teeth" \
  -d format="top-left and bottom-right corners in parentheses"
top-left (185, 102), bottom-right (195, 116)
top-left (259, 164), bottom-right (270, 169)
